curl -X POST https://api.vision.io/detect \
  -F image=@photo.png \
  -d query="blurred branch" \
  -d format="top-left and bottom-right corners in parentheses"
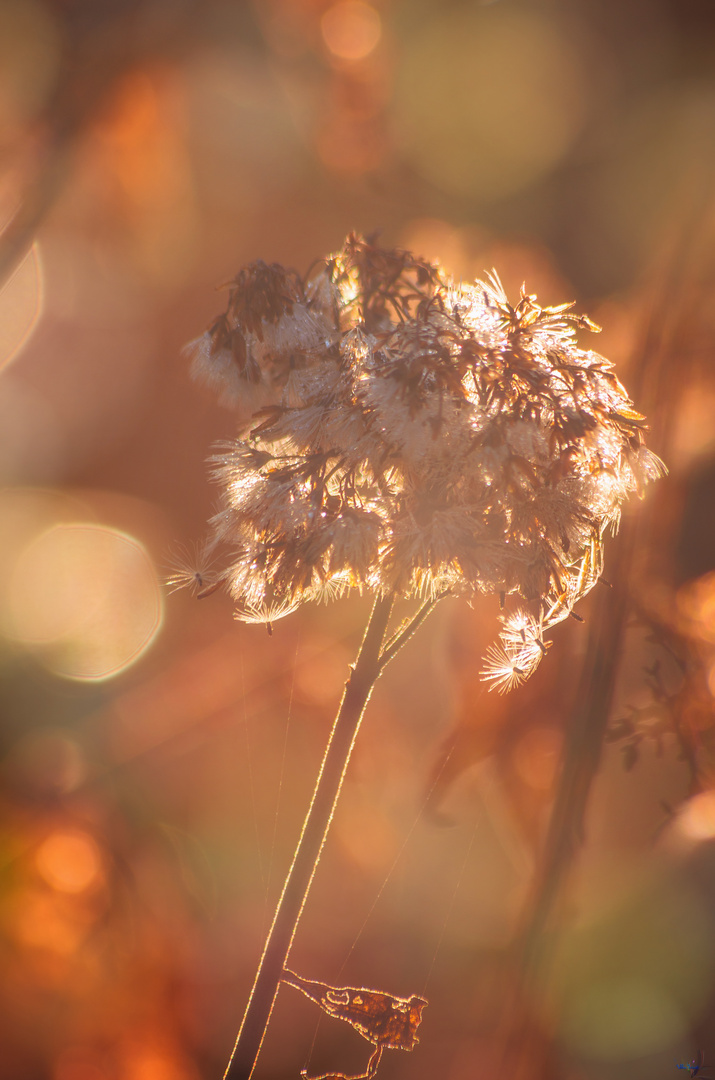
top-left (516, 525), bottom-right (634, 980)
top-left (0, 0), bottom-right (226, 289)
top-left (508, 164), bottom-right (715, 1074)
top-left (0, 135), bottom-right (73, 290)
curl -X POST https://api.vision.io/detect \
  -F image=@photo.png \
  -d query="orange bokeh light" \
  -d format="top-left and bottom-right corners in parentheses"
top-left (13, 889), bottom-right (87, 956)
top-left (5, 522), bottom-right (163, 680)
top-left (321, 1), bottom-right (382, 62)
top-left (678, 790), bottom-right (715, 842)
top-left (90, 66), bottom-right (197, 284)
top-left (677, 571), bottom-right (715, 644)
top-left (97, 70), bottom-right (167, 202)
top-left (118, 1042), bottom-right (200, 1080)
top-left (36, 829), bottom-right (104, 895)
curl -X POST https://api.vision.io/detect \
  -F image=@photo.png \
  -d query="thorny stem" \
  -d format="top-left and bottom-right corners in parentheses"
top-left (224, 591), bottom-right (444, 1080)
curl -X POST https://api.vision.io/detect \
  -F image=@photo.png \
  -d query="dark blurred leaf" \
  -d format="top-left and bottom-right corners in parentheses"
top-left (622, 743), bottom-right (639, 771)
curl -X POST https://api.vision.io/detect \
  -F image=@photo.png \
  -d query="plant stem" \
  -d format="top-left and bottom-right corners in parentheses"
top-left (379, 592), bottom-right (449, 670)
top-left (223, 592), bottom-right (394, 1080)
top-left (517, 523), bottom-right (634, 981)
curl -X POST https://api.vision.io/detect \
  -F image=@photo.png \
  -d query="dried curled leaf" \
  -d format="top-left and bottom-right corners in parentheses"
top-left (282, 968), bottom-right (427, 1080)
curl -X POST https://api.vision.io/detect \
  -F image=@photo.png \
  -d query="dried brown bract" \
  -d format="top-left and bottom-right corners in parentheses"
top-left (282, 969), bottom-right (427, 1080)
top-left (184, 233), bottom-right (665, 689)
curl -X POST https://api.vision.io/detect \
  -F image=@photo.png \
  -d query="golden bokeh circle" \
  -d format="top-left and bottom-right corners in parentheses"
top-left (6, 522), bottom-right (162, 680)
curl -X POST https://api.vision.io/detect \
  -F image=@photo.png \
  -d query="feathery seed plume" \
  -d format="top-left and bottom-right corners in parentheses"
top-left (185, 233), bottom-right (665, 689)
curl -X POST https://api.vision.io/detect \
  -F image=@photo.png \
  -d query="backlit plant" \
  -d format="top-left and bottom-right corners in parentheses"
top-left (179, 234), bottom-right (663, 1079)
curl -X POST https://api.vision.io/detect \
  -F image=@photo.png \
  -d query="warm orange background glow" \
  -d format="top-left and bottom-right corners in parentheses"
top-left (1, 2), bottom-right (715, 1079)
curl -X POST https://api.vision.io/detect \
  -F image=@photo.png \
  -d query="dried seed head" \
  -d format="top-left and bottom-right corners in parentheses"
top-left (183, 233), bottom-right (665, 685)
top-left (165, 540), bottom-right (222, 597)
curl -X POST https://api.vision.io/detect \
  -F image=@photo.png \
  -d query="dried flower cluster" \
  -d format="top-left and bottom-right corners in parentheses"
top-left (183, 233), bottom-right (664, 689)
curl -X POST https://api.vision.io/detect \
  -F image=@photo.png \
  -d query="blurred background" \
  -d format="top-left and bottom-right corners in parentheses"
top-left (2, 1), bottom-right (715, 1078)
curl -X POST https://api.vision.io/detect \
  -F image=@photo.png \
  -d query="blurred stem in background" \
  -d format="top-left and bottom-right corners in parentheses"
top-left (0, 0), bottom-right (211, 290)
top-left (507, 169), bottom-right (714, 1078)
top-left (224, 591), bottom-right (444, 1080)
